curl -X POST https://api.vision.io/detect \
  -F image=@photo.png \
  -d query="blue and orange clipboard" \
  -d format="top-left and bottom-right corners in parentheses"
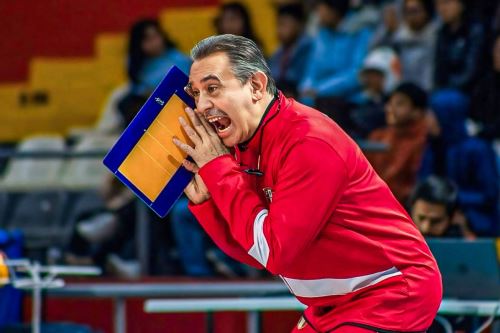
top-left (103, 65), bottom-right (195, 218)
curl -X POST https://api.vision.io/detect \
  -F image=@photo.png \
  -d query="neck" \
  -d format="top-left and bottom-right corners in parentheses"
top-left (410, 22), bottom-right (428, 33)
top-left (246, 92), bottom-right (277, 142)
top-left (394, 115), bottom-right (425, 132)
top-left (448, 17), bottom-right (462, 32)
top-left (283, 36), bottom-right (299, 49)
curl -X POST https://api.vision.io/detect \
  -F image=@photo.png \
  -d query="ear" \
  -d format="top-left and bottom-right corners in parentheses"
top-left (249, 71), bottom-right (268, 102)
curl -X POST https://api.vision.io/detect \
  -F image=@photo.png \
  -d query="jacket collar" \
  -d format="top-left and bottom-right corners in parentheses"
top-left (237, 92), bottom-right (282, 154)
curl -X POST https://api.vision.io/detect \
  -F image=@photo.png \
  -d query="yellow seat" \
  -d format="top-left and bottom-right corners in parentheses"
top-left (223, 0), bottom-right (278, 55)
top-left (0, 3), bottom-right (279, 142)
top-left (29, 58), bottom-right (116, 134)
top-left (159, 7), bottom-right (219, 54)
top-left (95, 33), bottom-right (127, 87)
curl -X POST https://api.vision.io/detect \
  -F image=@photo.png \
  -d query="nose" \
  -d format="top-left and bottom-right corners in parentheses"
top-left (419, 221), bottom-right (430, 235)
top-left (196, 93), bottom-right (214, 115)
top-left (384, 103), bottom-right (393, 114)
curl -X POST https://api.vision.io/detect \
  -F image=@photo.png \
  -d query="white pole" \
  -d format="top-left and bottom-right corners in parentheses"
top-left (31, 262), bottom-right (41, 333)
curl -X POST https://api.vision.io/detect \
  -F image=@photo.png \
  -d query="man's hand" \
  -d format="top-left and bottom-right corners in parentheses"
top-left (182, 159), bottom-right (210, 204)
top-left (173, 107), bottom-right (229, 168)
top-left (173, 107), bottom-right (229, 204)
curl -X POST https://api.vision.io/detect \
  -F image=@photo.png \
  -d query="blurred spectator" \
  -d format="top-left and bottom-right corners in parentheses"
top-left (370, 1), bottom-right (401, 48)
top-left (410, 176), bottom-right (475, 239)
top-left (269, 4), bottom-right (312, 98)
top-left (64, 176), bottom-right (139, 277)
top-left (434, 0), bottom-right (487, 92)
top-left (469, 0), bottom-right (500, 29)
top-left (64, 176), bottom-right (182, 277)
top-left (343, 0), bottom-right (381, 32)
top-left (170, 196), bottom-right (213, 277)
top-left (127, 19), bottom-right (190, 95)
top-left (299, 0), bottom-right (373, 105)
top-left (214, 2), bottom-right (262, 50)
top-left (420, 90), bottom-right (499, 236)
top-left (170, 196), bottom-right (249, 278)
top-left (495, 3), bottom-right (500, 32)
top-left (118, 19), bottom-right (191, 123)
top-left (350, 47), bottom-right (401, 137)
top-left (470, 32), bottom-right (500, 141)
top-left (392, 0), bottom-right (437, 91)
top-left (366, 82), bottom-right (429, 205)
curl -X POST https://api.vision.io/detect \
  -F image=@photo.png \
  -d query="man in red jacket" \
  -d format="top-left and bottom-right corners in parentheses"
top-left (173, 34), bottom-right (441, 333)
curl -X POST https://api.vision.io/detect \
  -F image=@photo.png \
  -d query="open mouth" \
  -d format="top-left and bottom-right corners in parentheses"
top-left (206, 113), bottom-right (232, 133)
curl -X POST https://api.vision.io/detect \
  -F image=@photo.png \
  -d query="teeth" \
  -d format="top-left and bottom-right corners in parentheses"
top-left (207, 116), bottom-right (224, 123)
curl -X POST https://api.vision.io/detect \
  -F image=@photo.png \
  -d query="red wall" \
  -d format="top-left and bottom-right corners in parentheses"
top-left (0, 0), bottom-right (217, 83)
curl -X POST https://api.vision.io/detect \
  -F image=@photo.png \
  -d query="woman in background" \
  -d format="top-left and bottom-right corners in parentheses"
top-left (118, 19), bottom-right (191, 123)
top-left (214, 2), bottom-right (263, 51)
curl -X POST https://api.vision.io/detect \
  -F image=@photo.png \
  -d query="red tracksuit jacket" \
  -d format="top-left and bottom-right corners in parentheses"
top-left (189, 92), bottom-right (442, 332)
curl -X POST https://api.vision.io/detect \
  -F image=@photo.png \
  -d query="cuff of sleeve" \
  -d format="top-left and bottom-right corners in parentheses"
top-left (198, 154), bottom-right (238, 190)
top-left (188, 197), bottom-right (216, 213)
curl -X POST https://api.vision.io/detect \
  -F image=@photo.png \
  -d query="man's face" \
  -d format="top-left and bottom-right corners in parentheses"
top-left (382, 5), bottom-right (399, 33)
top-left (404, 0), bottom-right (429, 31)
top-left (384, 92), bottom-right (420, 126)
top-left (317, 4), bottom-right (342, 28)
top-left (412, 199), bottom-right (451, 237)
top-left (277, 15), bottom-right (302, 46)
top-left (361, 70), bottom-right (385, 95)
top-left (187, 52), bottom-right (256, 147)
top-left (218, 9), bottom-right (245, 35)
top-left (436, 0), bottom-right (463, 24)
top-left (142, 26), bottom-right (165, 57)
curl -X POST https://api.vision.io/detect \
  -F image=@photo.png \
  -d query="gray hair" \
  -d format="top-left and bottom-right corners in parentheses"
top-left (190, 34), bottom-right (277, 95)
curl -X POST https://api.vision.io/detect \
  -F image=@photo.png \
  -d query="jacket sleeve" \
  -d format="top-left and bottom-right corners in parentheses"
top-left (188, 198), bottom-right (263, 269)
top-left (196, 137), bottom-right (348, 275)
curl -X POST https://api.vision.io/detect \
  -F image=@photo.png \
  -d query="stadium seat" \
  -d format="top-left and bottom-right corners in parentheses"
top-left (57, 190), bottom-right (107, 247)
top-left (0, 192), bottom-right (8, 227)
top-left (65, 190), bottom-right (106, 223)
top-left (0, 135), bottom-right (66, 190)
top-left (30, 58), bottom-right (111, 134)
top-left (160, 7), bottom-right (218, 54)
top-left (226, 0), bottom-right (278, 55)
top-left (5, 190), bottom-right (68, 248)
top-left (68, 84), bottom-right (128, 137)
top-left (0, 84), bottom-right (59, 142)
top-left (95, 34), bottom-right (127, 88)
top-left (59, 135), bottom-right (118, 189)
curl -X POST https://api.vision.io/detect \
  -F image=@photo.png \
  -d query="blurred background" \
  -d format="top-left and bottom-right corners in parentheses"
top-left (0, 0), bottom-right (499, 332)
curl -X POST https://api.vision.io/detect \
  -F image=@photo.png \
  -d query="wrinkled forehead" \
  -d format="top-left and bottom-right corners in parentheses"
top-left (188, 52), bottom-right (235, 88)
top-left (413, 200), bottom-right (448, 217)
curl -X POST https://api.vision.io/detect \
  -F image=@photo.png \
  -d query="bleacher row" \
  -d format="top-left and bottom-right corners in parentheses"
top-left (0, 0), bottom-right (277, 143)
top-left (0, 135), bottom-right (115, 256)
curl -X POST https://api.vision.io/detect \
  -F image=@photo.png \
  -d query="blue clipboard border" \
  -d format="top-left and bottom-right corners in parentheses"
top-left (103, 65), bottom-right (195, 218)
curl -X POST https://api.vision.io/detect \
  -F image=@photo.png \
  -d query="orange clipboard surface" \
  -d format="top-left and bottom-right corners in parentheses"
top-left (103, 66), bottom-right (195, 217)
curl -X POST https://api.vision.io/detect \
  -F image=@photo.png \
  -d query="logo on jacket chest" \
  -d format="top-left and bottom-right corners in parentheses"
top-left (262, 187), bottom-right (273, 203)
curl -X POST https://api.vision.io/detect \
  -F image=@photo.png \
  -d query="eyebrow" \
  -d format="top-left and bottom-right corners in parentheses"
top-left (188, 74), bottom-right (222, 88)
top-left (201, 74), bottom-right (221, 83)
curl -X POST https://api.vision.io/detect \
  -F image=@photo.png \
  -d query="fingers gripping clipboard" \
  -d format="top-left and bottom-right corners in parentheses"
top-left (103, 66), bottom-right (195, 218)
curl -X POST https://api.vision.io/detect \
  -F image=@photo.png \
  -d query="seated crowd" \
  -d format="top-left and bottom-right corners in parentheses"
top-left (60, 0), bottom-right (500, 279)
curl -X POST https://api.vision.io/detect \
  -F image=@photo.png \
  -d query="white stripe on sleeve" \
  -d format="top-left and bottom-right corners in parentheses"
top-left (248, 209), bottom-right (270, 267)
